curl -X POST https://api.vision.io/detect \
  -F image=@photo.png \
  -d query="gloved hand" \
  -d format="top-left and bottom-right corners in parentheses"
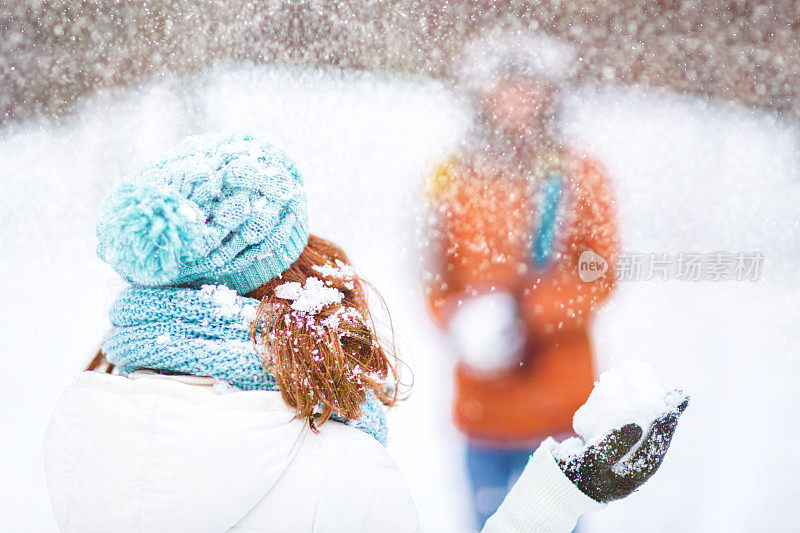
top-left (446, 291), bottom-right (525, 373)
top-left (555, 393), bottom-right (689, 502)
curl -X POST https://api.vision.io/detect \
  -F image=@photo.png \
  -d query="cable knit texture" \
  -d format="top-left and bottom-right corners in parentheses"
top-left (96, 134), bottom-right (309, 295)
top-left (103, 284), bottom-right (388, 445)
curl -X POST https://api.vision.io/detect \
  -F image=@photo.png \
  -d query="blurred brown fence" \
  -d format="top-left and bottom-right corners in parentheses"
top-left (2, 0), bottom-right (799, 126)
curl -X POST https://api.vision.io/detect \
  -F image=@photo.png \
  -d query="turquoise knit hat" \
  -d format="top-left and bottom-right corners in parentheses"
top-left (97, 134), bottom-right (309, 294)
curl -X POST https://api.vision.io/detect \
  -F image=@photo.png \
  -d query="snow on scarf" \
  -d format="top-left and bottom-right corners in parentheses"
top-left (103, 284), bottom-right (388, 445)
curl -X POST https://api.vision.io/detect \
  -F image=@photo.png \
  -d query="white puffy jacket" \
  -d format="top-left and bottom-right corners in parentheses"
top-left (44, 371), bottom-right (602, 532)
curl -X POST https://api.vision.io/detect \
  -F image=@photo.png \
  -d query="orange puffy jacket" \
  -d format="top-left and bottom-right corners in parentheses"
top-left (425, 150), bottom-right (618, 443)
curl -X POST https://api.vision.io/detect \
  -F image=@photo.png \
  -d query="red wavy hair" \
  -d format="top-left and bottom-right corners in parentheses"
top-left (247, 234), bottom-right (400, 430)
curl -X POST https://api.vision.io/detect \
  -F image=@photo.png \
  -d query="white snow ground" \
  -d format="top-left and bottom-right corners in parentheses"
top-left (1, 67), bottom-right (799, 532)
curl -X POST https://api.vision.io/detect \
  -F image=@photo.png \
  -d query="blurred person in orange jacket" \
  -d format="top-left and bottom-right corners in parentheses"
top-left (423, 33), bottom-right (619, 529)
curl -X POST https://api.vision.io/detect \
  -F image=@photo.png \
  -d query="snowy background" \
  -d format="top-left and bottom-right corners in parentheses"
top-left (2, 66), bottom-right (799, 531)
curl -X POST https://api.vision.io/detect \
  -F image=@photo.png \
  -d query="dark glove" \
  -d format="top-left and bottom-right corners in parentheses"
top-left (555, 393), bottom-right (689, 503)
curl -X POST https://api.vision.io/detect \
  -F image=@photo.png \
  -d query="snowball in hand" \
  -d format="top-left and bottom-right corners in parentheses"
top-left (447, 291), bottom-right (524, 372)
top-left (573, 360), bottom-right (679, 444)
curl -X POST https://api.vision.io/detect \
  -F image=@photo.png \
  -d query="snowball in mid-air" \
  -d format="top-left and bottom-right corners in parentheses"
top-left (573, 360), bottom-right (674, 445)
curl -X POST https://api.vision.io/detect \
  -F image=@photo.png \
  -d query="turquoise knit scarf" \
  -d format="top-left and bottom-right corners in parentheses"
top-left (103, 285), bottom-right (388, 445)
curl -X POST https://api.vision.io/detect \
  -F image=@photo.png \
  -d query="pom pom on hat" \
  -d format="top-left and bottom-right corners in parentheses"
top-left (97, 183), bottom-right (208, 285)
top-left (97, 182), bottom-right (208, 286)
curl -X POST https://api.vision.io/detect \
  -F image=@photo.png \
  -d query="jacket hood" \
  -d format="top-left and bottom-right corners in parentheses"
top-left (44, 371), bottom-right (309, 532)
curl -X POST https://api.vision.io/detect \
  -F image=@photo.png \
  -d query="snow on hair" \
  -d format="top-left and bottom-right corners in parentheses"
top-left (247, 234), bottom-right (400, 431)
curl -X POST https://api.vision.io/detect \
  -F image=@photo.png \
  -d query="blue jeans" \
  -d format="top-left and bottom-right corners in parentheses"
top-left (466, 441), bottom-right (538, 530)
